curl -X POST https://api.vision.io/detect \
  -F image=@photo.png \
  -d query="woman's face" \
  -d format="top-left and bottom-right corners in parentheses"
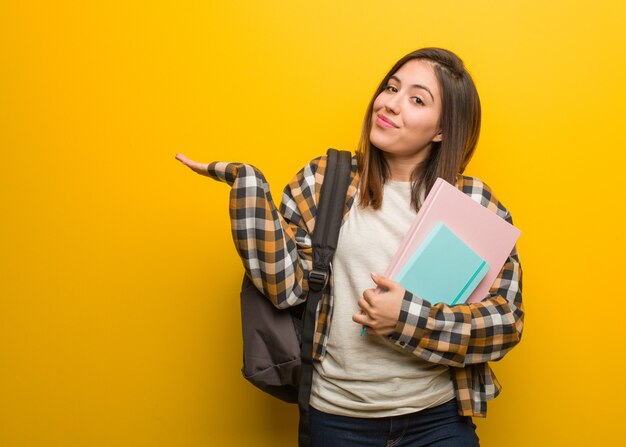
top-left (369, 59), bottom-right (443, 159)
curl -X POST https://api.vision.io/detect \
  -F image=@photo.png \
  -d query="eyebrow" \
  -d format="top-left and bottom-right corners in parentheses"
top-left (388, 75), bottom-right (435, 102)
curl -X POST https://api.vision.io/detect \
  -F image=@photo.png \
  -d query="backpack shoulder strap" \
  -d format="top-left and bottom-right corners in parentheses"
top-left (311, 148), bottom-right (353, 270)
top-left (297, 147), bottom-right (352, 446)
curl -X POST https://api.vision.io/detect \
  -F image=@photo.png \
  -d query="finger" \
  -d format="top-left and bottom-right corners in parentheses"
top-left (363, 289), bottom-right (379, 307)
top-left (352, 311), bottom-right (374, 327)
top-left (357, 297), bottom-right (373, 313)
top-left (175, 154), bottom-right (210, 176)
top-left (175, 153), bottom-right (193, 165)
top-left (370, 272), bottom-right (398, 291)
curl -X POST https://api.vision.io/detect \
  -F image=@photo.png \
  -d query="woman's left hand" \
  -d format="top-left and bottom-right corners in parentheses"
top-left (352, 273), bottom-right (405, 336)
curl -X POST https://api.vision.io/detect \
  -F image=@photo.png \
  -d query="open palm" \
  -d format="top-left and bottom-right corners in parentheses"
top-left (174, 153), bottom-right (210, 177)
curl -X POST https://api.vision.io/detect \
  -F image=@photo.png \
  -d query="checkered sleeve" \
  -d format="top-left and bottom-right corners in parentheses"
top-left (387, 179), bottom-right (524, 368)
top-left (206, 159), bottom-right (321, 309)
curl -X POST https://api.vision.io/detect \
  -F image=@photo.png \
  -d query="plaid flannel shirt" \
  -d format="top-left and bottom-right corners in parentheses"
top-left (207, 153), bottom-right (524, 418)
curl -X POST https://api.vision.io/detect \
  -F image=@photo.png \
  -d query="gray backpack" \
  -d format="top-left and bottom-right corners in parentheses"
top-left (239, 148), bottom-right (352, 446)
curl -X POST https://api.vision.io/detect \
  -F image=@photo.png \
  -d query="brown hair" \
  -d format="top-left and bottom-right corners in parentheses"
top-left (356, 47), bottom-right (481, 212)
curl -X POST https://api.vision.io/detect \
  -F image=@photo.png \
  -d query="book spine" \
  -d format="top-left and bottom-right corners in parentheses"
top-left (452, 260), bottom-right (488, 305)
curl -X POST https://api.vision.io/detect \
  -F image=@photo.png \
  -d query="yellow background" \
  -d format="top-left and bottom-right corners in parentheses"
top-left (1, 1), bottom-right (625, 445)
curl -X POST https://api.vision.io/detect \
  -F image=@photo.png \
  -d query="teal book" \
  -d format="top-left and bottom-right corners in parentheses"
top-left (394, 222), bottom-right (490, 306)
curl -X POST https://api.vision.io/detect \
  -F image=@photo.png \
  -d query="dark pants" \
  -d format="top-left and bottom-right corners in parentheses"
top-left (309, 399), bottom-right (480, 447)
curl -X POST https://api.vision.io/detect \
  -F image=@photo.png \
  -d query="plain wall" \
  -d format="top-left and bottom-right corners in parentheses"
top-left (1, 1), bottom-right (625, 445)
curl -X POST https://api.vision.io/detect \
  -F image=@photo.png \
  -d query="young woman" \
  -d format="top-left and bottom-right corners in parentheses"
top-left (176, 47), bottom-right (524, 447)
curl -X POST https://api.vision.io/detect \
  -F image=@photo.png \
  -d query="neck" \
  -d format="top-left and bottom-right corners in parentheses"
top-left (382, 147), bottom-right (431, 182)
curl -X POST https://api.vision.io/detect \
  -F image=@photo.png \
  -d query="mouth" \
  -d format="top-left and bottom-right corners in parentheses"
top-left (375, 114), bottom-right (398, 128)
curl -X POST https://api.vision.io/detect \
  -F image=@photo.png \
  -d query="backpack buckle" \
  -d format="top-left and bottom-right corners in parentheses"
top-left (308, 269), bottom-right (328, 292)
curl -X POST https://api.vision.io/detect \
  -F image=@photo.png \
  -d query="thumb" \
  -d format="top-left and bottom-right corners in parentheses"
top-left (370, 272), bottom-right (397, 291)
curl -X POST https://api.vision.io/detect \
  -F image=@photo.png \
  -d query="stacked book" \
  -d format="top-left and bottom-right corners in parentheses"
top-left (386, 177), bottom-right (521, 306)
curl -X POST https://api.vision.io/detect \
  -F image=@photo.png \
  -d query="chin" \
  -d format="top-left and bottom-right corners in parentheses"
top-left (369, 133), bottom-right (392, 152)
top-left (369, 136), bottom-right (395, 154)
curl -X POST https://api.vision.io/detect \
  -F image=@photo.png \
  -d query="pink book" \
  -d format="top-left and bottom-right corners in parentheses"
top-left (384, 177), bottom-right (521, 304)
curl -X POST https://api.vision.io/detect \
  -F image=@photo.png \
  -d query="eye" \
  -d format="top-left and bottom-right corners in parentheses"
top-left (384, 85), bottom-right (398, 93)
top-left (412, 97), bottom-right (425, 105)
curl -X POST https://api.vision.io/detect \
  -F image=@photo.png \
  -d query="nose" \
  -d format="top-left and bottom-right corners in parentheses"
top-left (383, 92), bottom-right (401, 115)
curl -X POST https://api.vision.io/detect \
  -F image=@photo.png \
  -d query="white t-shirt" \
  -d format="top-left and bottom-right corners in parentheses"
top-left (309, 180), bottom-right (455, 417)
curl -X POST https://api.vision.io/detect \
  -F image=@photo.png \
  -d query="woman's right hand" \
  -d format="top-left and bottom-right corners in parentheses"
top-left (175, 153), bottom-right (210, 177)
